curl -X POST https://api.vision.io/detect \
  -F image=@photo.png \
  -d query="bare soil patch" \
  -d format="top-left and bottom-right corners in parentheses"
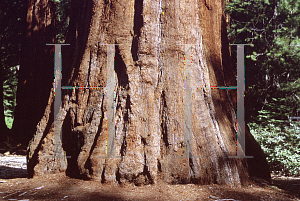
top-left (0, 153), bottom-right (299, 201)
top-left (0, 173), bottom-right (300, 200)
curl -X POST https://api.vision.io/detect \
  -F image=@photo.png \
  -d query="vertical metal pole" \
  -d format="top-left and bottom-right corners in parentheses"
top-left (229, 44), bottom-right (253, 158)
top-left (98, 43), bottom-right (122, 158)
top-left (46, 44), bottom-right (70, 159)
top-left (184, 44), bottom-right (192, 158)
top-left (54, 44), bottom-right (62, 158)
top-left (175, 44), bottom-right (200, 159)
top-left (236, 44), bottom-right (245, 157)
top-left (106, 44), bottom-right (116, 158)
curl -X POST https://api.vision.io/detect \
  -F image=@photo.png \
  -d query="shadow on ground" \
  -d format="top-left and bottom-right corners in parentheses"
top-left (0, 166), bottom-right (27, 179)
top-left (272, 177), bottom-right (300, 199)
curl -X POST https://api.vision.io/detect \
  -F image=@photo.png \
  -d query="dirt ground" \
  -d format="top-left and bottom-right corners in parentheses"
top-left (0, 172), bottom-right (299, 201)
top-left (0, 147), bottom-right (299, 201)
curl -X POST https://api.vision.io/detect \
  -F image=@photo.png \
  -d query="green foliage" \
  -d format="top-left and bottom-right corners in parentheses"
top-left (5, 116), bottom-right (14, 129)
top-left (249, 121), bottom-right (300, 176)
top-left (248, 84), bottom-right (300, 176)
top-left (227, 0), bottom-right (300, 176)
top-left (55, 0), bottom-right (71, 43)
top-left (226, 0), bottom-right (300, 123)
top-left (247, 74), bottom-right (300, 176)
top-left (0, 0), bottom-right (25, 129)
top-left (3, 65), bottom-right (18, 129)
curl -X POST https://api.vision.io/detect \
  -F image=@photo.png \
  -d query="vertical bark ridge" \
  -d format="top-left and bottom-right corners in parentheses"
top-left (76, 92), bottom-right (104, 178)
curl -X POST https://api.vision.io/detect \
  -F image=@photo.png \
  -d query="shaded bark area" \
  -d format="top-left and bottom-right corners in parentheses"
top-left (12, 0), bottom-right (56, 146)
top-left (27, 0), bottom-right (270, 186)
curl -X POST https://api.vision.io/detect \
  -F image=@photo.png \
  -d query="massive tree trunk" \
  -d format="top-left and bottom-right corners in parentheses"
top-left (27, 0), bottom-right (270, 186)
top-left (12, 0), bottom-right (56, 145)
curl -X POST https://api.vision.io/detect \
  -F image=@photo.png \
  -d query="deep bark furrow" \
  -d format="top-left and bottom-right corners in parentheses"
top-left (131, 0), bottom-right (144, 63)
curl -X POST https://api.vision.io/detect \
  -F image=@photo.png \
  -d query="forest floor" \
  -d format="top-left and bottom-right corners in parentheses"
top-left (0, 150), bottom-right (300, 200)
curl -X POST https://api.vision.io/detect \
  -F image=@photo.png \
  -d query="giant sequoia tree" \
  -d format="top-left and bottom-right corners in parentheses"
top-left (27, 0), bottom-right (270, 185)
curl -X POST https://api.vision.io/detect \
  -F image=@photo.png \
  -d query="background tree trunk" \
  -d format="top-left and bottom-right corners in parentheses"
top-left (12, 0), bottom-right (56, 145)
top-left (27, 0), bottom-right (270, 186)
